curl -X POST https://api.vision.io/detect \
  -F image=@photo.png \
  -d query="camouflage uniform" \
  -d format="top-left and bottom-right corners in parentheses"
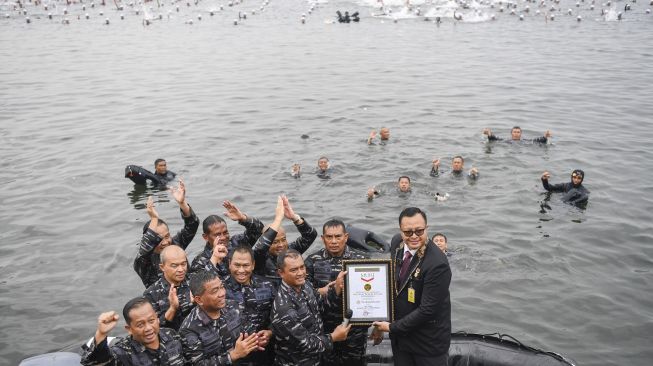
top-left (81, 328), bottom-right (186, 366)
top-left (134, 206), bottom-right (199, 288)
top-left (251, 217), bottom-right (317, 287)
top-left (224, 274), bottom-right (276, 365)
top-left (179, 300), bottom-right (242, 366)
top-left (270, 280), bottom-right (339, 366)
top-left (190, 216), bottom-right (263, 277)
top-left (143, 278), bottom-right (194, 331)
top-left (305, 247), bottom-right (370, 366)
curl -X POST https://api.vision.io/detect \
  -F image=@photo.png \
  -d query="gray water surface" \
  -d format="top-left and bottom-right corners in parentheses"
top-left (1, 0), bottom-right (652, 365)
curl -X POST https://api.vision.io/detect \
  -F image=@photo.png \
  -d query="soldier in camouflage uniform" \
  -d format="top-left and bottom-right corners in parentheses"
top-left (305, 219), bottom-right (370, 366)
top-left (190, 200), bottom-right (263, 277)
top-left (143, 246), bottom-right (194, 331)
top-left (81, 297), bottom-right (186, 366)
top-left (180, 270), bottom-right (259, 365)
top-left (252, 195), bottom-right (317, 287)
top-left (224, 244), bottom-right (276, 365)
top-left (270, 249), bottom-right (351, 366)
top-left (134, 180), bottom-right (199, 288)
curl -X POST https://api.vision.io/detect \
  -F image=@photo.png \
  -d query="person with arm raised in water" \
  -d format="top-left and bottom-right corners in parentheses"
top-left (483, 126), bottom-right (551, 144)
top-left (541, 169), bottom-right (589, 206)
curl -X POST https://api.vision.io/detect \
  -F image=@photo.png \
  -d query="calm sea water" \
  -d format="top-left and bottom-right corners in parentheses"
top-left (1, 0), bottom-right (652, 364)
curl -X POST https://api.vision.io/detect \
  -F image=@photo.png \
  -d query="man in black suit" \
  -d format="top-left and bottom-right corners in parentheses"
top-left (372, 207), bottom-right (451, 366)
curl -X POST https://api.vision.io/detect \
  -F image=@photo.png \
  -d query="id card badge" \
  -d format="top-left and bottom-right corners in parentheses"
top-left (408, 288), bottom-right (415, 303)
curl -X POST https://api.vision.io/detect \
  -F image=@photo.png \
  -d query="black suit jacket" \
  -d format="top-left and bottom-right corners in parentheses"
top-left (389, 240), bottom-right (451, 357)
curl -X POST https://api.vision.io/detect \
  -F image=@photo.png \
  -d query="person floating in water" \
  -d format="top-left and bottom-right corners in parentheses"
top-left (541, 169), bottom-right (589, 206)
top-left (367, 175), bottom-right (411, 201)
top-left (431, 156), bottom-right (479, 180)
top-left (432, 233), bottom-right (448, 254)
top-left (483, 126), bottom-right (552, 144)
top-left (290, 156), bottom-right (333, 179)
top-left (336, 11), bottom-right (359, 23)
top-left (367, 127), bottom-right (391, 145)
top-left (125, 158), bottom-right (176, 186)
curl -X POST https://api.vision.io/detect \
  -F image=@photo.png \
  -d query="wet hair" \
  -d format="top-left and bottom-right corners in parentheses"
top-left (452, 156), bottom-right (464, 163)
top-left (571, 169), bottom-right (585, 183)
top-left (154, 158), bottom-right (166, 167)
top-left (189, 270), bottom-right (220, 297)
top-left (276, 249), bottom-right (302, 270)
top-left (399, 207), bottom-right (427, 226)
top-left (322, 218), bottom-right (347, 235)
top-left (432, 233), bottom-right (447, 243)
top-left (398, 176), bottom-right (411, 183)
top-left (122, 297), bottom-right (152, 325)
top-left (229, 244), bottom-right (254, 262)
top-left (202, 215), bottom-right (227, 234)
top-left (142, 218), bottom-right (168, 235)
top-left (318, 156), bottom-right (329, 162)
top-left (511, 126), bottom-right (522, 132)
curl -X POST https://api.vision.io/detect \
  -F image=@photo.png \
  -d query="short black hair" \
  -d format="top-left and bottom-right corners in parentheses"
top-left (276, 249), bottom-right (302, 270)
top-left (452, 156), bottom-right (464, 163)
top-left (142, 218), bottom-right (168, 235)
top-left (154, 158), bottom-right (166, 167)
top-left (189, 270), bottom-right (220, 297)
top-left (122, 297), bottom-right (152, 325)
top-left (229, 244), bottom-right (254, 262)
top-left (432, 232), bottom-right (447, 243)
top-left (511, 126), bottom-right (522, 131)
top-left (398, 207), bottom-right (427, 226)
top-left (398, 176), bottom-right (411, 183)
top-left (322, 219), bottom-right (347, 235)
top-left (202, 215), bottom-right (226, 234)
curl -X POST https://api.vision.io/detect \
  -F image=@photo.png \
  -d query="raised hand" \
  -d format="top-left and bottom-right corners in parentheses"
top-left (281, 195), bottom-right (298, 221)
top-left (291, 164), bottom-right (301, 178)
top-left (169, 178), bottom-right (186, 205)
top-left (223, 200), bottom-right (247, 222)
top-left (483, 128), bottom-right (491, 136)
top-left (146, 196), bottom-right (159, 220)
top-left (544, 130), bottom-right (552, 138)
top-left (210, 240), bottom-right (228, 265)
top-left (367, 187), bottom-right (376, 199)
top-left (541, 171), bottom-right (551, 180)
top-left (432, 158), bottom-right (440, 168)
top-left (95, 311), bottom-right (119, 344)
top-left (367, 130), bottom-right (377, 144)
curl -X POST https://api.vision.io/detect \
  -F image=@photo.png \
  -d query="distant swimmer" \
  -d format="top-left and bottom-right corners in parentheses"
top-left (367, 175), bottom-right (411, 201)
top-left (316, 156), bottom-right (332, 179)
top-left (367, 127), bottom-right (391, 145)
top-left (431, 156), bottom-right (479, 180)
top-left (125, 158), bottom-right (176, 186)
top-left (483, 127), bottom-right (552, 144)
top-left (541, 169), bottom-right (590, 206)
top-left (432, 233), bottom-right (448, 254)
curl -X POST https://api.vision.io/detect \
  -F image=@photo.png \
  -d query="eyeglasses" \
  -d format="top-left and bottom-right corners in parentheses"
top-left (401, 228), bottom-right (426, 237)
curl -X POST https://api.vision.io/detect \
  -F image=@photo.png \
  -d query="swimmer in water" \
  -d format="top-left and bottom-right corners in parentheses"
top-left (483, 127), bottom-right (552, 144)
top-left (541, 169), bottom-right (589, 206)
top-left (316, 156), bottom-right (331, 179)
top-left (367, 175), bottom-right (411, 201)
top-left (367, 127), bottom-right (391, 145)
top-left (432, 233), bottom-right (448, 254)
top-left (154, 158), bottom-right (177, 183)
top-left (431, 156), bottom-right (479, 180)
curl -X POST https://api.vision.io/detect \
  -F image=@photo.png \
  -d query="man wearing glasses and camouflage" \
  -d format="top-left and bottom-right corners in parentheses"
top-left (372, 207), bottom-right (452, 366)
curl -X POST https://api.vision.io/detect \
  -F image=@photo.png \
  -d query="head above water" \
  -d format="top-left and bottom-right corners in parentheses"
top-left (451, 156), bottom-right (465, 173)
top-left (397, 176), bottom-right (411, 192)
top-left (154, 158), bottom-right (167, 175)
top-left (380, 127), bottom-right (390, 140)
top-left (122, 297), bottom-right (160, 348)
top-left (510, 126), bottom-right (522, 140)
top-left (432, 233), bottom-right (448, 253)
top-left (317, 156), bottom-right (330, 171)
top-left (571, 169), bottom-right (584, 187)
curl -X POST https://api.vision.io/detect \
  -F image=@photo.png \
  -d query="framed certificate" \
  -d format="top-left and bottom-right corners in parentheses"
top-left (342, 259), bottom-right (394, 326)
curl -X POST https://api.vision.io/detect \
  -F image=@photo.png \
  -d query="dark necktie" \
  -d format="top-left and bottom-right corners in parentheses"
top-left (399, 251), bottom-right (413, 285)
